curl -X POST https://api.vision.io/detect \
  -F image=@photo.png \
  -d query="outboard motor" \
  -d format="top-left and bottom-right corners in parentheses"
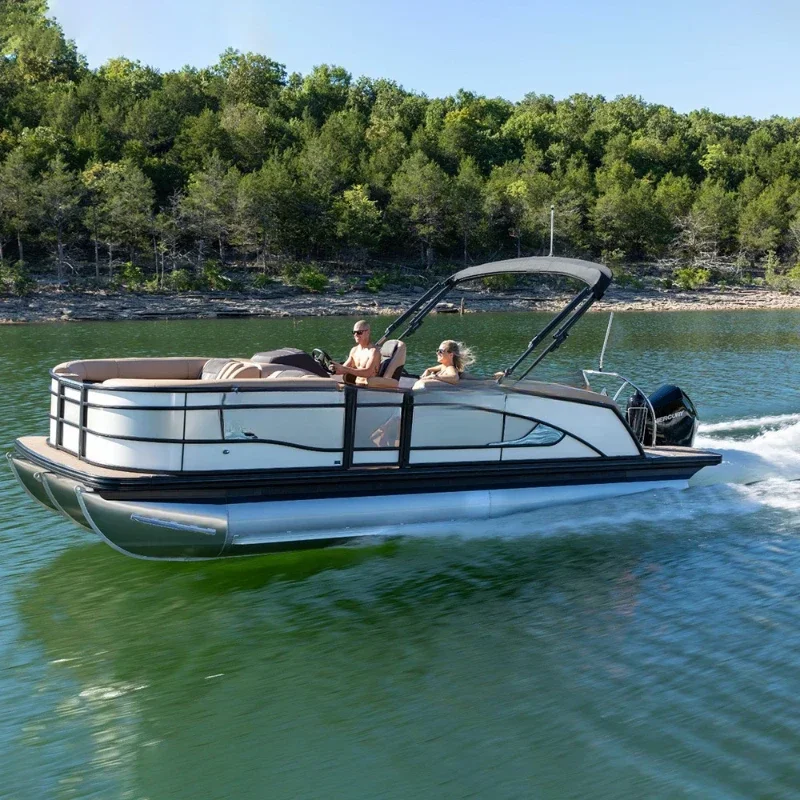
top-left (626, 384), bottom-right (698, 447)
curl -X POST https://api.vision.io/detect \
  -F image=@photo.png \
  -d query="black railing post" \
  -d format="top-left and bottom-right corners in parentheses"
top-left (56, 379), bottom-right (65, 448)
top-left (79, 384), bottom-right (88, 457)
top-left (399, 393), bottom-right (414, 468)
top-left (342, 386), bottom-right (357, 469)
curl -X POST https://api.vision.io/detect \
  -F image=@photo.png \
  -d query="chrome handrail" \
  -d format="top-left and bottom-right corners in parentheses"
top-left (581, 369), bottom-right (658, 446)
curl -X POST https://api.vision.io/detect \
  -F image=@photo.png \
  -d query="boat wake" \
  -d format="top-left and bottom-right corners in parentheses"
top-left (692, 413), bottom-right (800, 486)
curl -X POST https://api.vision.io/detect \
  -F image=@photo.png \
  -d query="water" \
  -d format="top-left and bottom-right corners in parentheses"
top-left (1, 311), bottom-right (799, 799)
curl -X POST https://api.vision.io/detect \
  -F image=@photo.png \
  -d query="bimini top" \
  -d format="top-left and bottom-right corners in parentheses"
top-left (380, 255), bottom-right (613, 368)
top-left (446, 256), bottom-right (612, 299)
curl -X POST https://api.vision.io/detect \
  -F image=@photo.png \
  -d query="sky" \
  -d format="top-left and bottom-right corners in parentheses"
top-left (48, 0), bottom-right (800, 119)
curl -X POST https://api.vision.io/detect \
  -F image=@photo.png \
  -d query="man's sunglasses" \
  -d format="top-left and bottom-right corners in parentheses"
top-left (353, 330), bottom-right (369, 336)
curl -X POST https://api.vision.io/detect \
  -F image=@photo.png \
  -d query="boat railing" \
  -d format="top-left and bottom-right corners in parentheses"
top-left (47, 370), bottom-right (617, 473)
top-left (581, 369), bottom-right (657, 447)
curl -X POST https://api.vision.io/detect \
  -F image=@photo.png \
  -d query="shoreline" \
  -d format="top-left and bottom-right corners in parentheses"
top-left (2, 285), bottom-right (800, 324)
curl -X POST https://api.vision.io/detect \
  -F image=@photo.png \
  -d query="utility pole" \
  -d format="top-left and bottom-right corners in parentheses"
top-left (549, 204), bottom-right (554, 257)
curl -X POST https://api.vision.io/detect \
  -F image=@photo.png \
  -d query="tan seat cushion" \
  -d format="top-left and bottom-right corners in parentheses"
top-left (55, 358), bottom-right (209, 382)
top-left (378, 340), bottom-right (406, 380)
top-left (100, 377), bottom-right (340, 389)
top-left (356, 376), bottom-right (401, 389)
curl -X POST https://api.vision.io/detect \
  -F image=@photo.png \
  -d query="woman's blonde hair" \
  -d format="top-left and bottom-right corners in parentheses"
top-left (440, 340), bottom-right (475, 373)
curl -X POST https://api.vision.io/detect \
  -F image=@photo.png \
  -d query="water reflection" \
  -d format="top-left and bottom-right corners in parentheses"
top-left (14, 481), bottom-right (800, 799)
top-left (17, 533), bottom-right (647, 798)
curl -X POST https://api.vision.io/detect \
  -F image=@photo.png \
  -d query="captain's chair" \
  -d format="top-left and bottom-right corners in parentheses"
top-left (356, 339), bottom-right (407, 388)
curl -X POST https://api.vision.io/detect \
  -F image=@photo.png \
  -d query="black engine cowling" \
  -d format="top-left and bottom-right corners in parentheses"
top-left (626, 384), bottom-right (698, 447)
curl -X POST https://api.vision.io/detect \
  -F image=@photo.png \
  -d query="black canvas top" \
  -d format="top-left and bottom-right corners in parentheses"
top-left (447, 257), bottom-right (612, 298)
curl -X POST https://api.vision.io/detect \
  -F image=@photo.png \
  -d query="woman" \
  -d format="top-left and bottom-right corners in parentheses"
top-left (420, 340), bottom-right (475, 385)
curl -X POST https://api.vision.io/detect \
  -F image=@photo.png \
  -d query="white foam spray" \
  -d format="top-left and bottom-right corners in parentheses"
top-left (693, 414), bottom-right (800, 486)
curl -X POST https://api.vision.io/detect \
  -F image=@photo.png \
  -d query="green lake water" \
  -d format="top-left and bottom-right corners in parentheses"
top-left (1, 310), bottom-right (799, 799)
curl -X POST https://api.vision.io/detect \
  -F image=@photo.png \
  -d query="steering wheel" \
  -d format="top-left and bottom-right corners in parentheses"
top-left (312, 348), bottom-right (336, 375)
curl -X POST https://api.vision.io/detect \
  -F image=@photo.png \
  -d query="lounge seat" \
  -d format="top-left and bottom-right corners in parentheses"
top-left (201, 359), bottom-right (261, 381)
top-left (54, 357), bottom-right (209, 383)
top-left (356, 340), bottom-right (407, 389)
top-left (99, 376), bottom-right (340, 389)
top-left (250, 348), bottom-right (328, 377)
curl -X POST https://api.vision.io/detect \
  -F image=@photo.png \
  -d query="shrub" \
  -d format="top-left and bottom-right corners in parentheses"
top-left (763, 250), bottom-right (781, 284)
top-left (199, 261), bottom-right (228, 290)
top-left (0, 260), bottom-right (34, 295)
top-left (166, 268), bottom-right (193, 291)
top-left (601, 248), bottom-right (626, 267)
top-left (365, 273), bottom-right (388, 293)
top-left (673, 266), bottom-right (711, 290)
top-left (281, 262), bottom-right (302, 283)
top-left (761, 253), bottom-right (800, 292)
top-left (115, 261), bottom-right (145, 289)
top-left (614, 268), bottom-right (644, 289)
top-left (764, 264), bottom-right (800, 293)
top-left (297, 267), bottom-right (328, 293)
top-left (253, 273), bottom-right (276, 289)
top-left (482, 273), bottom-right (517, 291)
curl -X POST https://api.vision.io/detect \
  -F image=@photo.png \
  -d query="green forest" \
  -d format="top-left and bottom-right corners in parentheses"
top-left (2, 0), bottom-right (800, 294)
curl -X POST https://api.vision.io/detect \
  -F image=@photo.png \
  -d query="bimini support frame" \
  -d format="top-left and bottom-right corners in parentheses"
top-left (378, 256), bottom-right (612, 381)
top-left (500, 287), bottom-right (595, 383)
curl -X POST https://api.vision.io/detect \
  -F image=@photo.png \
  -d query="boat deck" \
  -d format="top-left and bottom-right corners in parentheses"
top-left (14, 435), bottom-right (722, 502)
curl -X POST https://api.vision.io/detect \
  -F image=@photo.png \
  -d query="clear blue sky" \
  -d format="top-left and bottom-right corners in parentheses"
top-left (49, 0), bottom-right (800, 119)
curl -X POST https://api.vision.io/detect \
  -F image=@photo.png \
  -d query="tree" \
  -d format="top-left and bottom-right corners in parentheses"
top-left (154, 191), bottom-right (183, 286)
top-left (37, 155), bottom-right (82, 280)
top-left (334, 184), bottom-right (382, 262)
top-left (485, 166), bottom-right (530, 258)
top-left (484, 160), bottom-right (552, 257)
top-left (451, 158), bottom-right (485, 265)
top-left (181, 153), bottom-right (239, 268)
top-left (0, 148), bottom-right (36, 264)
top-left (215, 49), bottom-right (286, 108)
top-left (0, 0), bottom-right (84, 85)
top-left (592, 161), bottom-right (670, 259)
top-left (220, 103), bottom-right (288, 172)
top-left (232, 157), bottom-right (295, 269)
top-left (298, 109), bottom-right (365, 194)
top-left (551, 154), bottom-right (595, 254)
top-left (390, 152), bottom-right (451, 267)
top-left (171, 110), bottom-right (232, 174)
top-left (81, 162), bottom-right (104, 278)
top-left (738, 178), bottom-right (791, 257)
top-left (438, 92), bottom-right (513, 172)
top-left (690, 179), bottom-right (737, 257)
top-left (93, 160), bottom-right (155, 277)
top-left (290, 64), bottom-right (351, 127)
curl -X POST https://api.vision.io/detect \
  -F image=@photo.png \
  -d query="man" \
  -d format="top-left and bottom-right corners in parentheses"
top-left (332, 320), bottom-right (381, 383)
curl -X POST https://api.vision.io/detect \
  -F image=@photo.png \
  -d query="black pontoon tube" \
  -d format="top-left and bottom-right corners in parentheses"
top-left (498, 287), bottom-right (592, 383)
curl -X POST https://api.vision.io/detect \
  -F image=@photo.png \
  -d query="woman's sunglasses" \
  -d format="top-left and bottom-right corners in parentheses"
top-left (436, 348), bottom-right (448, 355)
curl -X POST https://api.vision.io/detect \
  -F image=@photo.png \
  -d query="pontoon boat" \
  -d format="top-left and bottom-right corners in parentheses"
top-left (8, 257), bottom-right (721, 559)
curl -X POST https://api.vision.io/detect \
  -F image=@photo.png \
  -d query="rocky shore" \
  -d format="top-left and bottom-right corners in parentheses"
top-left (2, 284), bottom-right (800, 324)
